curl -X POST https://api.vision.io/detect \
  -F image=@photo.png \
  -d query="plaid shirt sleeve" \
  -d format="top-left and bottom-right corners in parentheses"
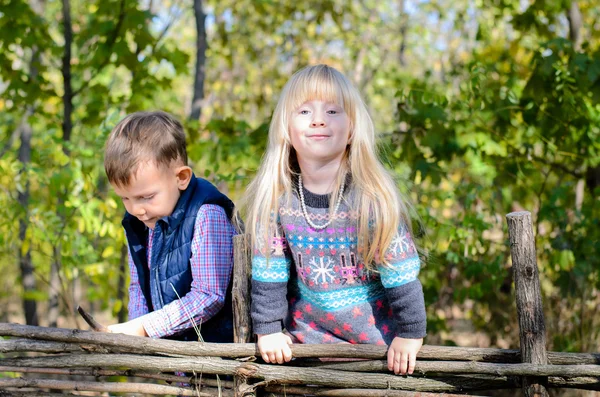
top-left (127, 241), bottom-right (149, 320)
top-left (141, 204), bottom-right (235, 338)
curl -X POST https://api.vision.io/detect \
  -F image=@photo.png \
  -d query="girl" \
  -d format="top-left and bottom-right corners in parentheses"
top-left (240, 64), bottom-right (426, 375)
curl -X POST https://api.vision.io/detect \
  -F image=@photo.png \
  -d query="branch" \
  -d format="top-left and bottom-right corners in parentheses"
top-left (302, 359), bottom-right (600, 377)
top-left (264, 386), bottom-right (493, 396)
top-left (77, 306), bottom-right (109, 332)
top-left (0, 378), bottom-right (213, 397)
top-left (0, 354), bottom-right (516, 392)
top-left (1, 323), bottom-right (599, 364)
top-left (0, 365), bottom-right (234, 389)
top-left (2, 364), bottom-right (599, 392)
top-left (0, 338), bottom-right (120, 354)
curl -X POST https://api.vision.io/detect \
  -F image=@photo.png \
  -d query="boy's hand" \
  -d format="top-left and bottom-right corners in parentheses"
top-left (107, 318), bottom-right (148, 337)
top-left (257, 332), bottom-right (293, 364)
top-left (387, 336), bottom-right (423, 375)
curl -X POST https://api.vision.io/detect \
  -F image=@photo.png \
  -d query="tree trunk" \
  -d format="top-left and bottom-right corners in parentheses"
top-left (567, 1), bottom-right (586, 210)
top-left (18, 44), bottom-right (39, 327)
top-left (48, 248), bottom-right (61, 327)
top-left (567, 1), bottom-right (582, 50)
top-left (61, 0), bottom-right (73, 147)
top-left (189, 0), bottom-right (207, 121)
top-left (398, 0), bottom-right (408, 66)
top-left (46, 0), bottom-right (74, 328)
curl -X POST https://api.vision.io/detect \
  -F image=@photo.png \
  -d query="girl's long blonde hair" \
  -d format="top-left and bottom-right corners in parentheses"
top-left (238, 64), bottom-right (414, 268)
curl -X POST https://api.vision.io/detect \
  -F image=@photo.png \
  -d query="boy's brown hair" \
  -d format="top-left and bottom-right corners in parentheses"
top-left (104, 111), bottom-right (188, 187)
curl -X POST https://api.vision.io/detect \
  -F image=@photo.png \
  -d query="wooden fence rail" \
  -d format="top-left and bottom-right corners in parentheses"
top-left (1, 211), bottom-right (598, 397)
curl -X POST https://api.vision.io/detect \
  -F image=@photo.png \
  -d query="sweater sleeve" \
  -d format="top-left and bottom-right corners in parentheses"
top-left (250, 214), bottom-right (292, 335)
top-left (377, 223), bottom-right (427, 339)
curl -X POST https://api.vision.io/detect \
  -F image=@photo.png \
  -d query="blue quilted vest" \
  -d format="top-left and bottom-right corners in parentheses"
top-left (122, 175), bottom-right (235, 342)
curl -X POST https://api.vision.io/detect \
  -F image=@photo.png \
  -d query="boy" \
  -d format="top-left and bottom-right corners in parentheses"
top-left (104, 110), bottom-right (235, 342)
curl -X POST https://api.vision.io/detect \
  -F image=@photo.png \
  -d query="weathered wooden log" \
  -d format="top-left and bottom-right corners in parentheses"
top-left (548, 376), bottom-right (600, 391)
top-left (263, 375), bottom-right (600, 393)
top-left (0, 392), bottom-right (74, 397)
top-left (263, 386), bottom-right (489, 397)
top-left (0, 354), bottom-right (515, 392)
top-left (3, 363), bottom-right (598, 390)
top-left (0, 338), bottom-right (87, 354)
top-left (0, 338), bottom-right (133, 354)
top-left (2, 323), bottom-right (597, 364)
top-left (299, 359), bottom-right (600, 377)
top-left (507, 211), bottom-right (549, 397)
top-left (0, 378), bottom-right (206, 396)
top-left (0, 365), bottom-right (234, 389)
top-left (233, 234), bottom-right (255, 397)
top-left (233, 234), bottom-right (253, 344)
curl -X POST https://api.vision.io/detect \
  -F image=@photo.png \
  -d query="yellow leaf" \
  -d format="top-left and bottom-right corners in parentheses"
top-left (107, 197), bottom-right (118, 210)
top-left (102, 246), bottom-right (115, 259)
top-left (99, 222), bottom-right (108, 237)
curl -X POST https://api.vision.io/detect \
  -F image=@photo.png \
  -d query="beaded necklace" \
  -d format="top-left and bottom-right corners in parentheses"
top-left (298, 174), bottom-right (346, 230)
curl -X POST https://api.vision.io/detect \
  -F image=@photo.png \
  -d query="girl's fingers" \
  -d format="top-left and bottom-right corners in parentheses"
top-left (387, 349), bottom-right (395, 371)
top-left (275, 349), bottom-right (284, 364)
top-left (407, 353), bottom-right (416, 375)
top-left (395, 352), bottom-right (408, 375)
top-left (282, 344), bottom-right (293, 362)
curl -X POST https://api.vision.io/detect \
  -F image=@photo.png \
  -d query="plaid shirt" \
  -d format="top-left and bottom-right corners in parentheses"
top-left (127, 204), bottom-right (235, 338)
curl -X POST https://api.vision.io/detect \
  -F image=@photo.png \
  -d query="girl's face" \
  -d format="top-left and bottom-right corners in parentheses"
top-left (289, 100), bottom-right (350, 167)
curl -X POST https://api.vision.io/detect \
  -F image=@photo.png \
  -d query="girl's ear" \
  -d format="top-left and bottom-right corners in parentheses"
top-left (175, 166), bottom-right (193, 190)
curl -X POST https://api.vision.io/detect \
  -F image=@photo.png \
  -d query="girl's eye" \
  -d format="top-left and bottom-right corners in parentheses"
top-left (327, 110), bottom-right (338, 114)
top-left (143, 195), bottom-right (155, 201)
top-left (299, 110), bottom-right (310, 115)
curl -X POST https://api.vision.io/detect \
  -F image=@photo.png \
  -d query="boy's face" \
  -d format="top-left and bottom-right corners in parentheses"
top-left (112, 161), bottom-right (192, 229)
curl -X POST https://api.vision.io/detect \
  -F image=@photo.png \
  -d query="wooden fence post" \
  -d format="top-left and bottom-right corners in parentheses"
top-left (506, 211), bottom-right (549, 397)
top-left (232, 234), bottom-right (254, 397)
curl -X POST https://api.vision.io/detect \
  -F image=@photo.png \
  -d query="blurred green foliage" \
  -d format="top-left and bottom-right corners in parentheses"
top-left (0, 0), bottom-right (598, 352)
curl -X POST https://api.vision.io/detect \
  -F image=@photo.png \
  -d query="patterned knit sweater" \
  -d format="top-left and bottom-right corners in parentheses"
top-left (251, 182), bottom-right (426, 345)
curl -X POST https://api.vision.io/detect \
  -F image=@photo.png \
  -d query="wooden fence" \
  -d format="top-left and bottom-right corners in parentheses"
top-left (0, 211), bottom-right (598, 396)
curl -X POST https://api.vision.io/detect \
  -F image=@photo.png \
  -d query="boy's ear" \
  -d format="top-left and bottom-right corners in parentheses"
top-left (175, 166), bottom-right (193, 190)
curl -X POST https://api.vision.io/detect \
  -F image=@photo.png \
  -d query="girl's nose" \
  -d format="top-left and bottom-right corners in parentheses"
top-left (310, 119), bottom-right (326, 127)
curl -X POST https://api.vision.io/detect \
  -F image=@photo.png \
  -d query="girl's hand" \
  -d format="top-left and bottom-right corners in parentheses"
top-left (387, 336), bottom-right (423, 375)
top-left (257, 332), bottom-right (293, 364)
top-left (107, 318), bottom-right (148, 337)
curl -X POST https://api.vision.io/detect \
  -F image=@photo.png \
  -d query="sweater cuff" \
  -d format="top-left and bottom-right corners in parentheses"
top-left (253, 320), bottom-right (284, 335)
top-left (395, 320), bottom-right (427, 339)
